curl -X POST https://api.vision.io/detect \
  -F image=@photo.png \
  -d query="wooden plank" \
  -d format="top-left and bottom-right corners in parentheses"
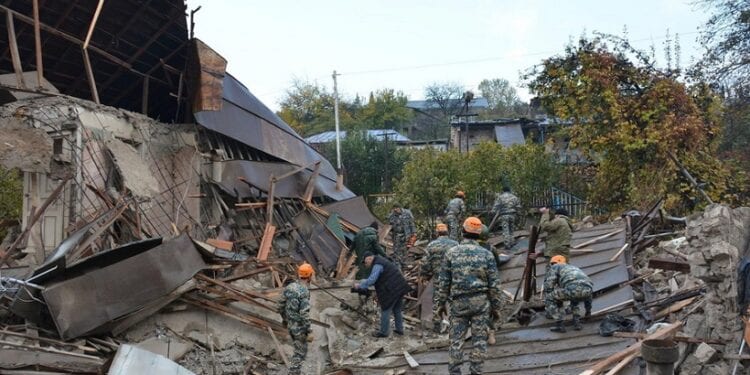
top-left (579, 322), bottom-right (682, 375)
top-left (32, 0), bottom-right (43, 88)
top-left (609, 243), bottom-right (629, 262)
top-left (303, 161), bottom-right (321, 202)
top-left (206, 238), bottom-right (233, 251)
top-left (5, 10), bottom-right (25, 88)
top-left (404, 351), bottom-right (420, 368)
top-left (267, 326), bottom-right (289, 367)
top-left (82, 0), bottom-right (104, 50)
top-left (647, 257), bottom-right (691, 272)
top-left (81, 47), bottom-right (100, 104)
top-left (256, 223), bottom-right (276, 261)
top-left (572, 229), bottom-right (624, 249)
top-left (654, 296), bottom-right (698, 319)
top-left (613, 331), bottom-right (724, 345)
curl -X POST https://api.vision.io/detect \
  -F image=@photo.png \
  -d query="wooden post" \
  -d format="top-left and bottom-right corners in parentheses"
top-left (302, 161), bottom-right (321, 202)
top-left (32, 0), bottom-right (43, 88)
top-left (83, 0), bottom-right (104, 50)
top-left (5, 10), bottom-right (25, 88)
top-left (141, 76), bottom-right (149, 114)
top-left (81, 48), bottom-right (100, 104)
top-left (667, 151), bottom-right (714, 204)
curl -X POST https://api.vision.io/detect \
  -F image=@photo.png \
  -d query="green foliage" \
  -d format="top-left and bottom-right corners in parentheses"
top-left (478, 78), bottom-right (528, 117)
top-left (393, 142), bottom-right (559, 221)
top-left (525, 35), bottom-right (747, 213)
top-left (0, 167), bottom-right (22, 239)
top-left (318, 131), bottom-right (409, 196)
top-left (277, 79), bottom-right (357, 136)
top-left (357, 89), bottom-right (413, 132)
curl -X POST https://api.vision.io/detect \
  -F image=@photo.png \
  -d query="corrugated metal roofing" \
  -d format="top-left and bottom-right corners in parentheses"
top-left (305, 129), bottom-right (410, 144)
top-left (494, 124), bottom-right (526, 147)
top-left (345, 222), bottom-right (638, 374)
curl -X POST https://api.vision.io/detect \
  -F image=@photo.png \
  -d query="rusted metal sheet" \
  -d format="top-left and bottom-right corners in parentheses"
top-left (194, 74), bottom-right (339, 181)
top-left (321, 196), bottom-right (381, 229)
top-left (218, 159), bottom-right (354, 201)
top-left (40, 233), bottom-right (206, 339)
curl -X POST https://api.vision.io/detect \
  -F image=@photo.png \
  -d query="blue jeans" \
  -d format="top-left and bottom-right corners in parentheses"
top-left (379, 297), bottom-right (404, 335)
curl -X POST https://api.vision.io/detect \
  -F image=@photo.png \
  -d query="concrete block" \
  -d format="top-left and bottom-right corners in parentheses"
top-left (693, 342), bottom-right (718, 364)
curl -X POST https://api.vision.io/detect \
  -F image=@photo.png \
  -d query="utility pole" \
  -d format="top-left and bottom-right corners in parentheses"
top-left (332, 70), bottom-right (343, 191)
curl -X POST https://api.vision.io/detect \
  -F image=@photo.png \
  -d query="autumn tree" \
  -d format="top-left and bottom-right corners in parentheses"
top-left (358, 89), bottom-right (413, 132)
top-left (277, 79), bottom-right (357, 136)
top-left (526, 35), bottom-right (747, 213)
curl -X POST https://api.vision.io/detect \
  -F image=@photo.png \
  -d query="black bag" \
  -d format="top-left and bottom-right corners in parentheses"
top-left (598, 313), bottom-right (636, 337)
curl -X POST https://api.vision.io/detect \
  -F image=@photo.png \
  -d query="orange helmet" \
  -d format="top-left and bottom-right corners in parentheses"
top-left (456, 190), bottom-right (465, 198)
top-left (550, 255), bottom-right (567, 265)
top-left (298, 262), bottom-right (314, 278)
top-left (436, 223), bottom-right (448, 233)
top-left (462, 217), bottom-right (483, 234)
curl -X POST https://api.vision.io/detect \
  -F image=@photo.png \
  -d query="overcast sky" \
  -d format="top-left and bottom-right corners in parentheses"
top-left (185, 0), bottom-right (708, 110)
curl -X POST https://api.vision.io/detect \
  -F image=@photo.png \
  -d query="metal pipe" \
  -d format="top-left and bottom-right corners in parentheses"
top-left (641, 339), bottom-right (679, 375)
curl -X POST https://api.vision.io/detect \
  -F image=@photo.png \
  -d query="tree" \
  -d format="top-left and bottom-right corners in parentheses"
top-left (525, 35), bottom-right (747, 213)
top-left (357, 89), bottom-right (413, 132)
top-left (478, 78), bottom-right (528, 116)
top-left (0, 166), bottom-right (22, 239)
top-left (698, 0), bottom-right (750, 88)
top-left (277, 79), bottom-right (356, 136)
top-left (420, 82), bottom-right (466, 139)
top-left (318, 131), bottom-right (409, 197)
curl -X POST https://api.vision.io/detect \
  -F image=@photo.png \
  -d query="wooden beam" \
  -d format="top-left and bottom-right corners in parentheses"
top-left (81, 47), bottom-right (100, 104)
top-left (82, 0), bottom-right (105, 50)
top-left (5, 10), bottom-right (26, 89)
top-left (267, 326), bottom-right (289, 367)
top-left (302, 161), bottom-right (321, 202)
top-left (256, 223), bottom-right (276, 261)
top-left (141, 75), bottom-right (149, 114)
top-left (0, 176), bottom-right (70, 266)
top-left (609, 243), bottom-right (629, 262)
top-left (579, 322), bottom-right (682, 375)
top-left (613, 331), bottom-right (724, 345)
top-left (573, 229), bottom-right (623, 249)
top-left (647, 257), bottom-right (691, 273)
top-left (32, 0), bottom-right (43, 88)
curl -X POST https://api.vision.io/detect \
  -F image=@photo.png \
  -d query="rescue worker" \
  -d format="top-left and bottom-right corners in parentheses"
top-left (387, 203), bottom-right (416, 268)
top-left (355, 252), bottom-right (411, 337)
top-left (278, 263), bottom-right (313, 375)
top-left (420, 223), bottom-right (458, 333)
top-left (435, 217), bottom-right (503, 375)
top-left (351, 222), bottom-right (387, 314)
top-left (544, 255), bottom-right (593, 332)
top-left (538, 207), bottom-right (574, 262)
top-left (492, 186), bottom-right (522, 250)
top-left (444, 191), bottom-right (466, 241)
top-left (477, 224), bottom-right (498, 345)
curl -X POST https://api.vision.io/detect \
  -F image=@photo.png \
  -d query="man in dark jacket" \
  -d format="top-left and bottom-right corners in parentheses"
top-left (355, 252), bottom-right (411, 337)
top-left (351, 222), bottom-right (386, 314)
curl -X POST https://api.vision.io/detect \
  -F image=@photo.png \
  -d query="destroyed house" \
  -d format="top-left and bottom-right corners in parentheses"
top-left (0, 0), bottom-right (377, 345)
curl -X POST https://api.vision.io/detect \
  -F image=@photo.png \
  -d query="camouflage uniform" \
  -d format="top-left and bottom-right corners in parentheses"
top-left (544, 263), bottom-right (593, 321)
top-left (278, 281), bottom-right (311, 375)
top-left (492, 192), bottom-right (522, 249)
top-left (539, 212), bottom-right (574, 261)
top-left (420, 235), bottom-right (458, 330)
top-left (435, 239), bottom-right (503, 375)
top-left (387, 209), bottom-right (416, 268)
top-left (351, 227), bottom-right (386, 313)
top-left (444, 197), bottom-right (466, 241)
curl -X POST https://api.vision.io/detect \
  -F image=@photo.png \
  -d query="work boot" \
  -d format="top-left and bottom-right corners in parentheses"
top-left (371, 331), bottom-right (388, 338)
top-left (584, 308), bottom-right (592, 319)
top-left (572, 315), bottom-right (582, 331)
top-left (487, 330), bottom-right (496, 345)
top-left (550, 320), bottom-right (566, 333)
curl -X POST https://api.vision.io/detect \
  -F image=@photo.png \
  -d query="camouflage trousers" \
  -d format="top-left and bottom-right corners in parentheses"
top-left (391, 233), bottom-right (408, 268)
top-left (499, 214), bottom-right (515, 249)
top-left (544, 283), bottom-right (593, 321)
top-left (288, 334), bottom-right (308, 375)
top-left (448, 295), bottom-right (490, 375)
top-left (446, 215), bottom-right (461, 241)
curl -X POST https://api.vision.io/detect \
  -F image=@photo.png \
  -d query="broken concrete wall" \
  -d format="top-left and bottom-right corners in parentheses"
top-left (680, 204), bottom-right (750, 374)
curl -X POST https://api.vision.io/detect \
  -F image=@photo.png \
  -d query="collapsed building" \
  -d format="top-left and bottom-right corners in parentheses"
top-left (1, 1), bottom-right (750, 375)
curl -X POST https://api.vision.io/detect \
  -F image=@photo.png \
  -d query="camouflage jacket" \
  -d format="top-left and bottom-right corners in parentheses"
top-left (352, 227), bottom-right (386, 279)
top-left (388, 210), bottom-right (416, 236)
top-left (278, 281), bottom-right (311, 337)
top-left (435, 239), bottom-right (503, 311)
top-left (420, 236), bottom-right (459, 280)
top-left (544, 263), bottom-right (593, 290)
top-left (444, 197), bottom-right (466, 218)
top-left (540, 212), bottom-right (574, 255)
top-left (492, 192), bottom-right (521, 215)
